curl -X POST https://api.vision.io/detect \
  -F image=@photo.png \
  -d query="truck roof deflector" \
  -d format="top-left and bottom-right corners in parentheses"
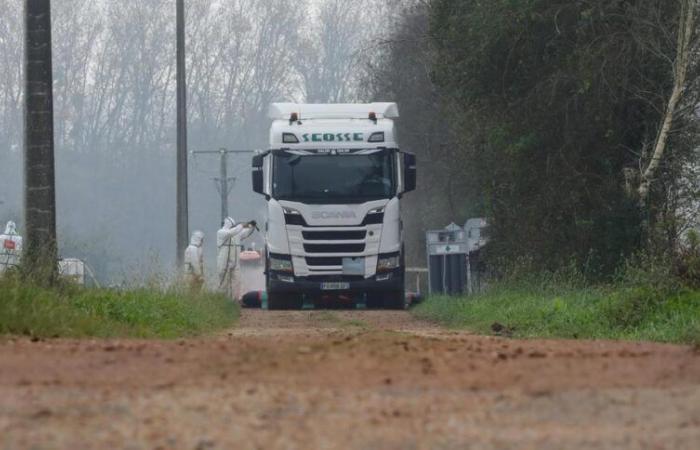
top-left (269, 103), bottom-right (399, 120)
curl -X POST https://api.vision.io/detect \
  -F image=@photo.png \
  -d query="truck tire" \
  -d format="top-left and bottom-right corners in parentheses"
top-left (383, 290), bottom-right (407, 310)
top-left (267, 292), bottom-right (303, 310)
top-left (384, 262), bottom-right (407, 310)
top-left (366, 292), bottom-right (383, 309)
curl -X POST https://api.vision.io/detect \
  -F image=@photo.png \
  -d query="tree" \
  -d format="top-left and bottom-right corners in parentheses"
top-left (2, 0), bottom-right (382, 282)
top-left (295, 0), bottom-right (396, 103)
top-left (638, 0), bottom-right (697, 204)
top-left (428, 0), bottom-right (695, 275)
top-left (365, 2), bottom-right (476, 266)
top-left (186, 0), bottom-right (303, 148)
top-left (0, 1), bottom-right (24, 228)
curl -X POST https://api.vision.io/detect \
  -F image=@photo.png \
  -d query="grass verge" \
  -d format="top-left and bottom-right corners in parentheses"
top-left (413, 284), bottom-right (700, 345)
top-left (0, 275), bottom-right (238, 339)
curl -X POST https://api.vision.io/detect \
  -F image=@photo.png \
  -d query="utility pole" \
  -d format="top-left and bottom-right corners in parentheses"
top-left (191, 149), bottom-right (254, 223)
top-left (218, 149), bottom-right (232, 220)
top-left (24, 0), bottom-right (57, 283)
top-left (175, 0), bottom-right (188, 267)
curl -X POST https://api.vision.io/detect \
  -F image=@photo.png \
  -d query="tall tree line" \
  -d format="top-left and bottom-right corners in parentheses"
top-left (0, 0), bottom-right (386, 282)
top-left (370, 0), bottom-right (700, 276)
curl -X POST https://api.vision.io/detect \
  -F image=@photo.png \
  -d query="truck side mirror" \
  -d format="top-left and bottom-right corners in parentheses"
top-left (403, 152), bottom-right (416, 193)
top-left (252, 155), bottom-right (264, 195)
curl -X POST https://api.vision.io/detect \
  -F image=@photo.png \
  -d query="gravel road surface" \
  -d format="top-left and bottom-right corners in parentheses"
top-left (1, 309), bottom-right (699, 449)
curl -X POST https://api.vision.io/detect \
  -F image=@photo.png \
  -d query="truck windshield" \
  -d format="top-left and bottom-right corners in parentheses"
top-left (273, 149), bottom-right (395, 204)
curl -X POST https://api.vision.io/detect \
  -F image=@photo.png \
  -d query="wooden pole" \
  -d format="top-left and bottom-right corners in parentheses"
top-left (23, 0), bottom-right (57, 283)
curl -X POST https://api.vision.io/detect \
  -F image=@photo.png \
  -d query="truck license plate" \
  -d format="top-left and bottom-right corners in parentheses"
top-left (321, 282), bottom-right (350, 291)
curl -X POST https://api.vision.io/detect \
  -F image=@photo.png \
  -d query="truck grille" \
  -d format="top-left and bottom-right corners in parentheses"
top-left (302, 230), bottom-right (366, 240)
top-left (304, 243), bottom-right (365, 254)
top-left (285, 212), bottom-right (383, 227)
top-left (306, 257), bottom-right (342, 267)
top-left (307, 275), bottom-right (365, 282)
top-left (285, 210), bottom-right (383, 274)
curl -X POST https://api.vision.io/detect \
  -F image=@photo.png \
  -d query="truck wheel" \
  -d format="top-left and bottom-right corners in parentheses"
top-left (383, 290), bottom-right (407, 310)
top-left (366, 292), bottom-right (383, 309)
top-left (267, 292), bottom-right (302, 310)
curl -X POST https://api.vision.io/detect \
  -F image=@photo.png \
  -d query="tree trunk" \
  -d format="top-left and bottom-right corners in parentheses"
top-left (24, 0), bottom-right (58, 284)
top-left (638, 0), bottom-right (695, 204)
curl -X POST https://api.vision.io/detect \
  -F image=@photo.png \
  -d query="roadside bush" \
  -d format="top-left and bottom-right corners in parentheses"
top-left (603, 252), bottom-right (684, 329)
top-left (604, 286), bottom-right (667, 329)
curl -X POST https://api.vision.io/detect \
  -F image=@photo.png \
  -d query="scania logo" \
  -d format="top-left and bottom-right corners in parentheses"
top-left (312, 211), bottom-right (357, 219)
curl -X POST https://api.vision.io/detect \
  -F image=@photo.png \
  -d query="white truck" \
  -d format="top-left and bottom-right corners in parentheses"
top-left (252, 103), bottom-right (416, 309)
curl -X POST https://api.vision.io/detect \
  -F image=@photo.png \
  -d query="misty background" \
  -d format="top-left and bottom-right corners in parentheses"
top-left (0, 0), bottom-right (409, 284)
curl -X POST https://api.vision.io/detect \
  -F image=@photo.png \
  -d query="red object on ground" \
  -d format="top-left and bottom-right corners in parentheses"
top-left (240, 250), bottom-right (261, 262)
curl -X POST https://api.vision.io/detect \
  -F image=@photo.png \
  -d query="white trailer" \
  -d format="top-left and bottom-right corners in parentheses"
top-left (252, 103), bottom-right (416, 309)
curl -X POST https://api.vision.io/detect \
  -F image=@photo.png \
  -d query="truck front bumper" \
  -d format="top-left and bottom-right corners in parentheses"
top-left (267, 268), bottom-right (404, 296)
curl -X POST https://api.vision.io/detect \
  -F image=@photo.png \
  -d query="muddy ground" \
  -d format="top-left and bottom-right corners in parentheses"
top-left (1, 309), bottom-right (700, 450)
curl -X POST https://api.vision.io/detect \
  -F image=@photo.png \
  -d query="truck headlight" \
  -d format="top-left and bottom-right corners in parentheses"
top-left (283, 208), bottom-right (305, 226)
top-left (377, 254), bottom-right (400, 272)
top-left (270, 257), bottom-right (293, 273)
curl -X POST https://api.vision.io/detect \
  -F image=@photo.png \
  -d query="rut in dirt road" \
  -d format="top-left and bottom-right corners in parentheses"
top-left (2, 310), bottom-right (700, 450)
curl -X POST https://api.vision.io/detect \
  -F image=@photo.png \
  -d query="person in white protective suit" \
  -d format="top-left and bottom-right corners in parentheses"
top-left (184, 231), bottom-right (205, 291)
top-left (0, 221), bottom-right (23, 274)
top-left (217, 217), bottom-right (256, 300)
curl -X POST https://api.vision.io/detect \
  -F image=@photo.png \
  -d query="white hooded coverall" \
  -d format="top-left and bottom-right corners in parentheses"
top-left (217, 217), bottom-right (254, 300)
top-left (0, 221), bottom-right (22, 274)
top-left (184, 231), bottom-right (205, 290)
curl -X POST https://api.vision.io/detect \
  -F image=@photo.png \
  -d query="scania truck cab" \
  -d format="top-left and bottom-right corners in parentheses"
top-left (252, 103), bottom-right (416, 309)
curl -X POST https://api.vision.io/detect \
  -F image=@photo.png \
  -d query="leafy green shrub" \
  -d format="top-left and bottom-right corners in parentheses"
top-left (604, 286), bottom-right (666, 329)
top-left (601, 251), bottom-right (685, 329)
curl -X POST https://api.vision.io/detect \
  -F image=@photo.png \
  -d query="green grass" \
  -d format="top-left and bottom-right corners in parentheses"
top-left (0, 275), bottom-right (238, 339)
top-left (413, 284), bottom-right (700, 345)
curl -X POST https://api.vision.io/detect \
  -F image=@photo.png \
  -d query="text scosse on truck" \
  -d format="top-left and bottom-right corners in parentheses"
top-left (252, 103), bottom-right (416, 309)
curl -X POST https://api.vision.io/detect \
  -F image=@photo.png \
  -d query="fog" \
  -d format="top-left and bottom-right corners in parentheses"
top-left (0, 0), bottom-right (395, 284)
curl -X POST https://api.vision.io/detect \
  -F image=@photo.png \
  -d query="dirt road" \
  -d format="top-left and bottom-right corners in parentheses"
top-left (2, 309), bottom-right (700, 450)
